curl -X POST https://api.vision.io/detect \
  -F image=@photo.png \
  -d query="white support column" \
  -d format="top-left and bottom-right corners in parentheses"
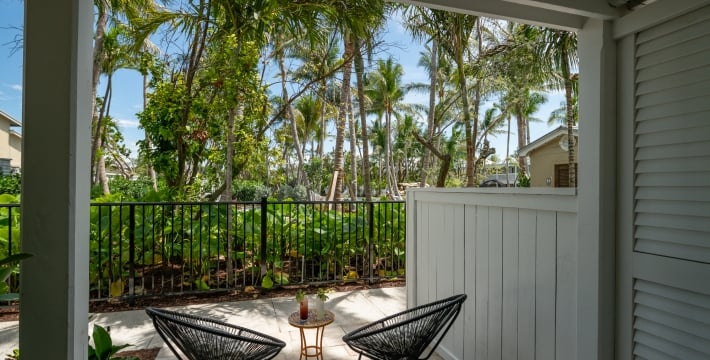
top-left (19, 0), bottom-right (92, 359)
top-left (577, 18), bottom-right (617, 360)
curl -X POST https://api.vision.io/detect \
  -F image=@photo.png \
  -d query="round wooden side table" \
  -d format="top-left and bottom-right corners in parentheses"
top-left (288, 310), bottom-right (335, 360)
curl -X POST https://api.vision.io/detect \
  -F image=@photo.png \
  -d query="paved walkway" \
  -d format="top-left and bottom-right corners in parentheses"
top-left (0, 286), bottom-right (442, 359)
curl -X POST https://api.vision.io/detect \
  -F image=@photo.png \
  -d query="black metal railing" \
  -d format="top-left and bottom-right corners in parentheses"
top-left (0, 199), bottom-right (405, 301)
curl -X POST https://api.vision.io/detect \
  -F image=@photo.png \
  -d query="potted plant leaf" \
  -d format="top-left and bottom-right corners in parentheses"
top-left (295, 289), bottom-right (308, 320)
top-left (315, 288), bottom-right (330, 320)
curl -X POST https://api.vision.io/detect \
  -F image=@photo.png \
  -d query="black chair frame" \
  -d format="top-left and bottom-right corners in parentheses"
top-left (342, 293), bottom-right (467, 360)
top-left (146, 307), bottom-right (286, 360)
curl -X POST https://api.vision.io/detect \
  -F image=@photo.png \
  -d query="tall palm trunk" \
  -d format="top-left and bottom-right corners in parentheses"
top-left (515, 104), bottom-right (527, 172)
top-left (95, 73), bottom-right (113, 195)
top-left (354, 40), bottom-right (372, 201)
top-left (420, 40), bottom-right (438, 188)
top-left (471, 20), bottom-right (483, 182)
top-left (333, 34), bottom-right (354, 201)
top-left (278, 41), bottom-right (309, 189)
top-left (562, 51), bottom-right (576, 188)
top-left (224, 106), bottom-right (238, 285)
top-left (385, 110), bottom-right (399, 198)
top-left (144, 72), bottom-right (158, 191)
top-left (457, 52), bottom-right (474, 187)
top-left (90, 1), bottom-right (109, 183)
top-left (347, 86), bottom-right (358, 201)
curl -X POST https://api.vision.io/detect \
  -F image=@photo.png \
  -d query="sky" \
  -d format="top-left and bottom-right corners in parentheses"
top-left (0, 1), bottom-right (563, 163)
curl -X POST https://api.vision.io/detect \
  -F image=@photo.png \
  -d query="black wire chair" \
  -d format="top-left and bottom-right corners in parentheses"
top-left (145, 307), bottom-right (286, 360)
top-left (342, 293), bottom-right (467, 360)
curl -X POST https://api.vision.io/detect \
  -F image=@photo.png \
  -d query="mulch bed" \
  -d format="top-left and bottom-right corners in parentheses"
top-left (0, 279), bottom-right (405, 321)
top-left (114, 347), bottom-right (161, 360)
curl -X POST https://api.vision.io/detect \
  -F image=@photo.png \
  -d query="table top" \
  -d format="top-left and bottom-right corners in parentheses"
top-left (288, 310), bottom-right (335, 328)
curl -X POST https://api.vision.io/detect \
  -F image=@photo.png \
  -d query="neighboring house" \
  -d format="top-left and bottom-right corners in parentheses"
top-left (518, 126), bottom-right (578, 187)
top-left (0, 110), bottom-right (22, 174)
top-left (481, 162), bottom-right (519, 186)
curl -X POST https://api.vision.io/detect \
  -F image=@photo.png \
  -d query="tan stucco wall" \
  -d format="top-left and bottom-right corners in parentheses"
top-left (528, 136), bottom-right (578, 187)
top-left (0, 117), bottom-right (11, 161)
top-left (10, 134), bottom-right (21, 169)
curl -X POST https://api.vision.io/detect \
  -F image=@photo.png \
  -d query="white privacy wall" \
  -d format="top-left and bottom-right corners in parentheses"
top-left (406, 188), bottom-right (578, 360)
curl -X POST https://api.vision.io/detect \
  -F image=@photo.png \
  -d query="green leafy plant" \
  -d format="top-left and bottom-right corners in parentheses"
top-left (88, 324), bottom-right (137, 360)
top-left (316, 287), bottom-right (331, 302)
top-left (4, 348), bottom-right (19, 360)
top-left (0, 253), bottom-right (32, 301)
top-left (295, 289), bottom-right (306, 303)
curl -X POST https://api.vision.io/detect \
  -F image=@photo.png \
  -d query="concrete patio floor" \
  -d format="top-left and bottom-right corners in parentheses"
top-left (0, 286), bottom-right (444, 359)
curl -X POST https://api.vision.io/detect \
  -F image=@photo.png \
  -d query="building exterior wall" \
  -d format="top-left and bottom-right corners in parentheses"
top-left (528, 136), bottom-right (578, 187)
top-left (10, 134), bottom-right (21, 170)
top-left (0, 117), bottom-right (12, 162)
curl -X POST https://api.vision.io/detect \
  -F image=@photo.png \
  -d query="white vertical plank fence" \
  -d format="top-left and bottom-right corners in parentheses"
top-left (406, 188), bottom-right (578, 360)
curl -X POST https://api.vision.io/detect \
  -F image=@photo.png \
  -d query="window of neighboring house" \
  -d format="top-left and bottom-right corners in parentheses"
top-left (554, 163), bottom-right (579, 187)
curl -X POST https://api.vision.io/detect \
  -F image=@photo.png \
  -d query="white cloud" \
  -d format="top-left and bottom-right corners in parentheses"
top-left (116, 118), bottom-right (140, 128)
top-left (9, 84), bottom-right (22, 92)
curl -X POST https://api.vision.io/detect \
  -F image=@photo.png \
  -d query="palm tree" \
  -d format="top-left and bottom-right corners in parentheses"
top-left (415, 9), bottom-right (478, 186)
top-left (353, 38), bottom-right (373, 201)
top-left (537, 28), bottom-right (579, 187)
top-left (366, 58), bottom-right (410, 198)
top-left (548, 87), bottom-right (578, 126)
top-left (328, 0), bottom-right (387, 201)
top-left (91, 0), bottom-right (160, 185)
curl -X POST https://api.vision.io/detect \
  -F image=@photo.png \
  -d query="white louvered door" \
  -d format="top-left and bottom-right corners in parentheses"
top-left (620, 4), bottom-right (710, 359)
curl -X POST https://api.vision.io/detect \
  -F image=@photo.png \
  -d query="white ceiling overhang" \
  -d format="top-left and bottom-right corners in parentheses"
top-left (505, 0), bottom-right (621, 19)
top-left (398, 0), bottom-right (627, 30)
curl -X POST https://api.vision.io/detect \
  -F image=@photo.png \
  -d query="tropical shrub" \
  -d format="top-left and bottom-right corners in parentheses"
top-left (0, 174), bottom-right (20, 196)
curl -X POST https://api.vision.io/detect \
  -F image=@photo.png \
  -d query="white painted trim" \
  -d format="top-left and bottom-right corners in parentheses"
top-left (613, 0), bottom-right (710, 38)
top-left (615, 33), bottom-right (636, 360)
top-left (577, 18), bottom-right (617, 360)
top-left (505, 0), bottom-right (621, 19)
top-left (0, 110), bottom-right (22, 127)
top-left (406, 191), bottom-right (417, 308)
top-left (410, 188), bottom-right (577, 212)
top-left (19, 0), bottom-right (92, 358)
top-left (398, 0), bottom-right (586, 31)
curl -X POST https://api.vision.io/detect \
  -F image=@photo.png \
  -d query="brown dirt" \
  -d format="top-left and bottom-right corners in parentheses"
top-left (0, 279), bottom-right (404, 321)
top-left (114, 347), bottom-right (161, 360)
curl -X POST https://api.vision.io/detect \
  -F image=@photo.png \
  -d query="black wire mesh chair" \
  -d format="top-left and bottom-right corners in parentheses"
top-left (342, 293), bottom-right (467, 360)
top-left (145, 307), bottom-right (286, 360)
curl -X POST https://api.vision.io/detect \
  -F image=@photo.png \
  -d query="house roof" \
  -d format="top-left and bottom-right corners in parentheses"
top-left (10, 129), bottom-right (22, 139)
top-left (0, 110), bottom-right (22, 127)
top-left (518, 125), bottom-right (578, 156)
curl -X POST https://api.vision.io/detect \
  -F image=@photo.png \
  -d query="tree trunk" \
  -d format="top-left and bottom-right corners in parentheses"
top-left (144, 73), bottom-right (158, 191)
top-left (420, 40), bottom-right (438, 188)
top-left (515, 104), bottom-right (527, 172)
top-left (458, 54), bottom-right (474, 187)
top-left (92, 73), bottom-right (111, 185)
top-left (224, 107), bottom-right (236, 286)
top-left (278, 41), bottom-right (309, 190)
top-left (413, 131), bottom-right (450, 187)
top-left (347, 83), bottom-right (358, 201)
top-left (354, 40), bottom-right (372, 201)
top-left (90, 1), bottom-right (108, 181)
top-left (333, 34), bottom-right (354, 201)
top-left (562, 51), bottom-right (576, 188)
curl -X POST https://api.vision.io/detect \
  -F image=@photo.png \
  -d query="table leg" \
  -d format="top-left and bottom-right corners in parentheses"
top-left (298, 325), bottom-right (327, 359)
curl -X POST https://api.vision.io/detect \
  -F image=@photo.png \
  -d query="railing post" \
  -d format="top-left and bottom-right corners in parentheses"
top-left (368, 201), bottom-right (375, 284)
top-left (260, 197), bottom-right (268, 278)
top-left (128, 204), bottom-right (135, 305)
